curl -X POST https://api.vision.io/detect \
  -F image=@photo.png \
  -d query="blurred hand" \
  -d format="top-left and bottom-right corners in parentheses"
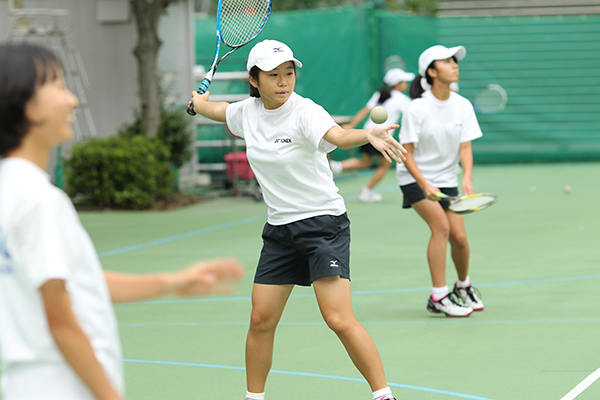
top-left (168, 258), bottom-right (244, 296)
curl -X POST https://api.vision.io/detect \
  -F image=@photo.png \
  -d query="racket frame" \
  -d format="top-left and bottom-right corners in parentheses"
top-left (471, 84), bottom-right (507, 114)
top-left (187, 0), bottom-right (272, 116)
top-left (435, 192), bottom-right (497, 214)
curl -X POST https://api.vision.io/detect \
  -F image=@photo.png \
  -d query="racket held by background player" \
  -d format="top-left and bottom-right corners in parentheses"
top-left (187, 0), bottom-right (272, 116)
top-left (435, 192), bottom-right (497, 214)
top-left (471, 84), bottom-right (507, 114)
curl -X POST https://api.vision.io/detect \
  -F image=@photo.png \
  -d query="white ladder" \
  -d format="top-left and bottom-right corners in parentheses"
top-left (6, 0), bottom-right (97, 140)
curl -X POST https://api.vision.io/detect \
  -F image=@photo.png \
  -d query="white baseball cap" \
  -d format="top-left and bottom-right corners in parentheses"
top-left (384, 68), bottom-right (416, 87)
top-left (418, 45), bottom-right (466, 76)
top-left (246, 40), bottom-right (302, 72)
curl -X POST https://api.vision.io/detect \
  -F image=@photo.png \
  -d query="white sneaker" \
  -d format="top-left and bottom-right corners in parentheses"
top-left (329, 160), bottom-right (343, 176)
top-left (453, 284), bottom-right (484, 311)
top-left (426, 293), bottom-right (473, 317)
top-left (358, 187), bottom-right (382, 203)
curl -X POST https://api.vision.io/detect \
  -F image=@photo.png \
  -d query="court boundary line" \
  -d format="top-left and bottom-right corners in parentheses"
top-left (114, 274), bottom-right (600, 305)
top-left (117, 318), bottom-right (600, 328)
top-left (559, 368), bottom-right (600, 400)
top-left (96, 183), bottom-right (400, 259)
top-left (123, 358), bottom-right (497, 399)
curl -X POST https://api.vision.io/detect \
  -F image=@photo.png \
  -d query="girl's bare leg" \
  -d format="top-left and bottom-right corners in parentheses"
top-left (445, 210), bottom-right (470, 281)
top-left (245, 283), bottom-right (294, 393)
top-left (412, 199), bottom-right (451, 288)
top-left (313, 276), bottom-right (388, 392)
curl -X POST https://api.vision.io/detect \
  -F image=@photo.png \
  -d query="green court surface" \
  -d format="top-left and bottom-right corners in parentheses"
top-left (15, 163), bottom-right (600, 399)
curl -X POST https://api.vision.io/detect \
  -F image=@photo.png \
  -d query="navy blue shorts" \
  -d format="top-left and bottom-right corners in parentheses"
top-left (399, 182), bottom-right (458, 210)
top-left (255, 213), bottom-right (351, 286)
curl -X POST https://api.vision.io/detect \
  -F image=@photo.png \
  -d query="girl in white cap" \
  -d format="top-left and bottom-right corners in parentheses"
top-left (0, 43), bottom-right (243, 400)
top-left (396, 45), bottom-right (485, 318)
top-left (330, 68), bottom-right (414, 203)
top-left (191, 39), bottom-right (405, 400)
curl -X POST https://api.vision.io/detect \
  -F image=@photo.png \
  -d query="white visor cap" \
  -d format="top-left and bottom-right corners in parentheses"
top-left (246, 40), bottom-right (303, 72)
top-left (384, 68), bottom-right (416, 87)
top-left (418, 45), bottom-right (466, 77)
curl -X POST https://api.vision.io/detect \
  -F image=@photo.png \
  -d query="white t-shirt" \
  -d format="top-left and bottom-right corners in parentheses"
top-left (396, 90), bottom-right (483, 187)
top-left (363, 89), bottom-right (412, 134)
top-left (226, 92), bottom-right (346, 225)
top-left (0, 158), bottom-right (123, 400)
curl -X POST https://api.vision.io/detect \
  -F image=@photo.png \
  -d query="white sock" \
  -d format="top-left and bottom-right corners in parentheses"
top-left (330, 160), bottom-right (343, 174)
top-left (373, 386), bottom-right (393, 400)
top-left (456, 276), bottom-right (470, 288)
top-left (432, 285), bottom-right (449, 301)
top-left (245, 391), bottom-right (265, 400)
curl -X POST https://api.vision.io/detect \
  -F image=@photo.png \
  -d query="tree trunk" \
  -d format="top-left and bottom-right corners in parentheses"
top-left (130, 0), bottom-right (170, 138)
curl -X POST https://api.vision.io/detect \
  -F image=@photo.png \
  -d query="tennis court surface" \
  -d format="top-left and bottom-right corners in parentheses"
top-left (18, 163), bottom-right (600, 400)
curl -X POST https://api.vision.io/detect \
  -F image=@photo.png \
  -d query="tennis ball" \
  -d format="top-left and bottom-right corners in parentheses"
top-left (370, 106), bottom-right (388, 124)
top-left (564, 185), bottom-right (571, 194)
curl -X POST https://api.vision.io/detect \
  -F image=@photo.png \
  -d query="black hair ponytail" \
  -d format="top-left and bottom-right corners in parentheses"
top-left (377, 84), bottom-right (392, 105)
top-left (409, 75), bottom-right (425, 99)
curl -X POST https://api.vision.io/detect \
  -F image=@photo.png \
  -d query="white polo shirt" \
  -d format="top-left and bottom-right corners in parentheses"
top-left (363, 89), bottom-right (412, 134)
top-left (396, 90), bottom-right (482, 187)
top-left (226, 92), bottom-right (346, 225)
top-left (0, 158), bottom-right (123, 400)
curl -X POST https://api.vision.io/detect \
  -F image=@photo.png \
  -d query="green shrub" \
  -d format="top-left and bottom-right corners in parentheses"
top-left (118, 106), bottom-right (193, 168)
top-left (65, 136), bottom-right (175, 210)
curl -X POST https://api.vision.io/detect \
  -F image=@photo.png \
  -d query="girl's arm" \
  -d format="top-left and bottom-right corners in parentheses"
top-left (323, 124), bottom-right (406, 164)
top-left (402, 143), bottom-right (440, 200)
top-left (459, 141), bottom-right (474, 195)
top-left (41, 280), bottom-right (122, 400)
top-left (189, 91), bottom-right (229, 122)
top-left (104, 258), bottom-right (243, 303)
top-left (341, 106), bottom-right (371, 129)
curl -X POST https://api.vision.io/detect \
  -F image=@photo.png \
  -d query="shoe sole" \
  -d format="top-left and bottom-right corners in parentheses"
top-left (427, 305), bottom-right (473, 318)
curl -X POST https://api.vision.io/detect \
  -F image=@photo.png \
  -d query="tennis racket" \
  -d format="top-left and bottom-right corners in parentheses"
top-left (471, 84), bottom-right (507, 114)
top-left (383, 54), bottom-right (408, 72)
top-left (186, 0), bottom-right (272, 116)
top-left (435, 192), bottom-right (497, 214)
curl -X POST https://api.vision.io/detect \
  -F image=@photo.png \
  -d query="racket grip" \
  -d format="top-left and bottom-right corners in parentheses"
top-left (186, 103), bottom-right (197, 116)
top-left (186, 78), bottom-right (212, 116)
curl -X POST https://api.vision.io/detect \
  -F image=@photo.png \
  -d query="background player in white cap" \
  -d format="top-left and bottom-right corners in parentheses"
top-left (330, 68), bottom-right (415, 203)
top-left (191, 39), bottom-right (405, 400)
top-left (0, 43), bottom-right (244, 400)
top-left (397, 45), bottom-right (485, 317)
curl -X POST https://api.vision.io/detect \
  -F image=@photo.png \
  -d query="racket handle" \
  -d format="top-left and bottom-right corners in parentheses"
top-left (186, 78), bottom-right (212, 116)
top-left (186, 103), bottom-right (197, 116)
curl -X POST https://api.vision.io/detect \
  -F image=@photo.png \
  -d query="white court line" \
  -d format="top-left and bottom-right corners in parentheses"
top-left (560, 368), bottom-right (600, 400)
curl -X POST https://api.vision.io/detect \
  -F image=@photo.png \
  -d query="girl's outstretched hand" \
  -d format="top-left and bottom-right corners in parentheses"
top-left (367, 124), bottom-right (407, 164)
top-left (168, 258), bottom-right (244, 296)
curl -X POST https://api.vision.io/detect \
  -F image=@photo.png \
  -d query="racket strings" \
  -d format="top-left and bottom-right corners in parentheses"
top-left (451, 195), bottom-right (496, 212)
top-left (220, 0), bottom-right (270, 47)
top-left (472, 84), bottom-right (507, 114)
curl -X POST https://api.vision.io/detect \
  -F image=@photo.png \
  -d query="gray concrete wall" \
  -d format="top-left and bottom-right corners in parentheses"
top-left (0, 0), bottom-right (194, 140)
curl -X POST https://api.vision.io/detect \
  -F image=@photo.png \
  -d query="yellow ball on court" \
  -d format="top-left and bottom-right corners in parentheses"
top-left (370, 106), bottom-right (388, 124)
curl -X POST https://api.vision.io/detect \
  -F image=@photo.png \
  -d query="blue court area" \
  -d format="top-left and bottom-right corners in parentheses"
top-left (41, 163), bottom-right (600, 399)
